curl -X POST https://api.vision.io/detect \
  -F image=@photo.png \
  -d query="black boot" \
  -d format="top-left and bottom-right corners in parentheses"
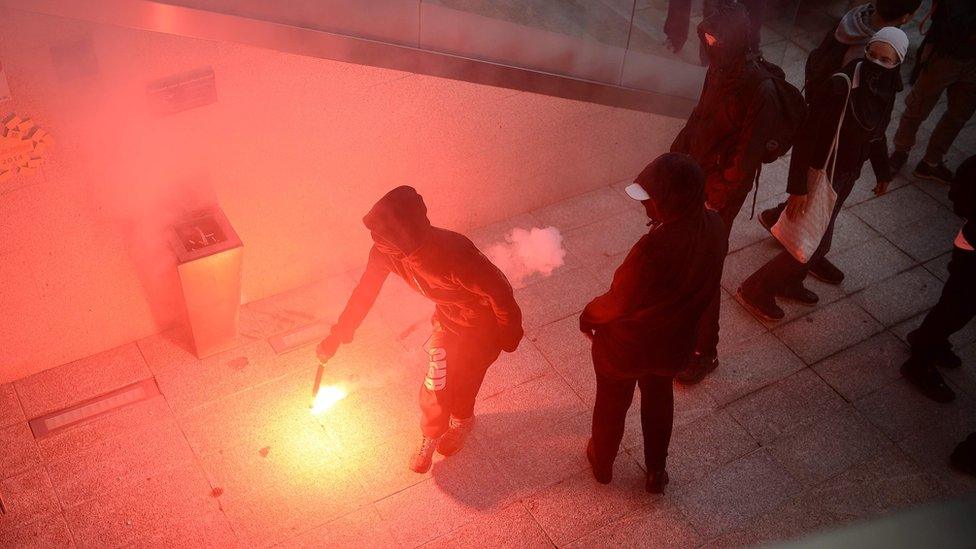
top-left (737, 286), bottom-right (784, 321)
top-left (645, 469), bottom-right (669, 494)
top-left (901, 359), bottom-right (955, 403)
top-left (775, 283), bottom-right (819, 305)
top-left (950, 433), bottom-right (976, 477)
top-left (675, 352), bottom-right (719, 385)
top-left (809, 257), bottom-right (845, 285)
top-left (586, 438), bottom-right (612, 484)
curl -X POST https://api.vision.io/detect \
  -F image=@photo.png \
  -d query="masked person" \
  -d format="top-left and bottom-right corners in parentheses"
top-left (316, 186), bottom-right (523, 473)
top-left (901, 155), bottom-right (976, 403)
top-left (758, 0), bottom-right (920, 287)
top-left (669, 1), bottom-right (780, 383)
top-left (580, 153), bottom-right (728, 494)
top-left (738, 28), bottom-right (908, 320)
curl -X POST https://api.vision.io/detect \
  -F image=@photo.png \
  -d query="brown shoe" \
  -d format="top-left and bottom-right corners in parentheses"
top-left (408, 436), bottom-right (440, 473)
top-left (437, 416), bottom-right (474, 457)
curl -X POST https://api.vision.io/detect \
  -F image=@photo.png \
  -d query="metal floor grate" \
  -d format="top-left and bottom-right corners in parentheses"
top-left (28, 378), bottom-right (160, 439)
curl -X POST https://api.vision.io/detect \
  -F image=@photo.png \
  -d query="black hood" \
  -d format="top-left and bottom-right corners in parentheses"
top-left (698, 2), bottom-right (753, 68)
top-left (363, 186), bottom-right (432, 255)
top-left (635, 153), bottom-right (706, 224)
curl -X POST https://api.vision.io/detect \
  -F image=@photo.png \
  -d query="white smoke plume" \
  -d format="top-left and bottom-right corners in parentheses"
top-left (485, 226), bottom-right (567, 289)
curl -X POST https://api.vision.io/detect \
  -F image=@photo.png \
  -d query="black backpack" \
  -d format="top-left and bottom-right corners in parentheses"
top-left (745, 56), bottom-right (808, 164)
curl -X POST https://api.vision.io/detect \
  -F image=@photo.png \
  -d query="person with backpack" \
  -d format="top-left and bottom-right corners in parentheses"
top-left (580, 153), bottom-right (727, 494)
top-left (890, 1), bottom-right (976, 184)
top-left (757, 0), bottom-right (921, 288)
top-left (315, 186), bottom-right (523, 474)
top-left (669, 1), bottom-right (800, 384)
top-left (900, 155), bottom-right (975, 403)
top-left (738, 28), bottom-right (908, 321)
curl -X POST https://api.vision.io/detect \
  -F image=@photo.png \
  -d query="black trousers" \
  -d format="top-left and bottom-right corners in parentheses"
top-left (591, 371), bottom-right (674, 472)
top-left (741, 172), bottom-right (857, 296)
top-left (695, 184), bottom-right (752, 356)
top-left (908, 247), bottom-right (976, 359)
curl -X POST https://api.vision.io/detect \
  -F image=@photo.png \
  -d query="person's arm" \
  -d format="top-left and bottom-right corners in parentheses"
top-left (723, 79), bottom-right (780, 183)
top-left (330, 246), bottom-right (390, 343)
top-left (869, 92), bottom-right (896, 194)
top-left (580, 240), bottom-right (650, 329)
top-left (454, 248), bottom-right (524, 352)
top-left (671, 97), bottom-right (705, 154)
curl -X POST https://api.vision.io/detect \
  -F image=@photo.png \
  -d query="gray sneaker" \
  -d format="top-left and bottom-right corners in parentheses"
top-left (914, 160), bottom-right (954, 184)
top-left (409, 436), bottom-right (440, 473)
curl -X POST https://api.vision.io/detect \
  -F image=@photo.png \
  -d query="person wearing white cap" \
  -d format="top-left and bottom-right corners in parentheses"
top-left (890, 0), bottom-right (976, 184)
top-left (580, 153), bottom-right (727, 494)
top-left (739, 27), bottom-right (908, 321)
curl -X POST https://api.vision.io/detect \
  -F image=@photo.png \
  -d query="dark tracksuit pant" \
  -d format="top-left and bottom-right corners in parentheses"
top-left (695, 182), bottom-right (754, 356)
top-left (741, 171), bottom-right (858, 295)
top-left (592, 371), bottom-right (674, 471)
top-left (893, 51), bottom-right (976, 165)
top-left (907, 247), bottom-right (976, 360)
top-left (419, 329), bottom-right (500, 438)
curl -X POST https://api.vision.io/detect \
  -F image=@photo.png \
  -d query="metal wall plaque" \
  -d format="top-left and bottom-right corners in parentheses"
top-left (147, 67), bottom-right (218, 116)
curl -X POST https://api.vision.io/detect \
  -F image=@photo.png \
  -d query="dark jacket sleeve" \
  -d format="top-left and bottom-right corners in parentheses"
top-left (725, 79), bottom-right (780, 182)
top-left (671, 99), bottom-right (703, 154)
top-left (867, 92), bottom-right (896, 183)
top-left (455, 249), bottom-right (524, 351)
top-left (330, 246), bottom-right (390, 343)
top-left (789, 76), bottom-right (848, 194)
top-left (580, 238), bottom-right (654, 328)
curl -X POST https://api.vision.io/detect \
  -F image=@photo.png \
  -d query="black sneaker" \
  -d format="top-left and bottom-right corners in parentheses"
top-left (675, 352), bottom-right (719, 385)
top-left (758, 205), bottom-right (782, 232)
top-left (776, 283), bottom-right (819, 305)
top-left (889, 150), bottom-right (909, 173)
top-left (901, 359), bottom-right (955, 403)
top-left (645, 469), bottom-right (669, 494)
top-left (736, 286), bottom-right (785, 321)
top-left (913, 160), bottom-right (954, 184)
top-left (586, 438), bottom-right (612, 484)
top-left (809, 257), bottom-right (845, 285)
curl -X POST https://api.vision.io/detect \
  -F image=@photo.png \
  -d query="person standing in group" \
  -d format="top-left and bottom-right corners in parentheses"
top-left (669, 1), bottom-right (781, 383)
top-left (316, 186), bottom-right (523, 474)
top-left (901, 155), bottom-right (976, 403)
top-left (580, 153), bottom-right (728, 494)
top-left (738, 28), bottom-right (908, 320)
top-left (757, 0), bottom-right (921, 287)
top-left (889, 0), bottom-right (976, 184)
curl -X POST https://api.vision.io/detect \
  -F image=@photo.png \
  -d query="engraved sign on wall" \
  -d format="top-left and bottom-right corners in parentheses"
top-left (0, 114), bottom-right (52, 182)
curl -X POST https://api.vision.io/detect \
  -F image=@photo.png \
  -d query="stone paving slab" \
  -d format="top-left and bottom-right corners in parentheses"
top-left (15, 342), bottom-right (151, 419)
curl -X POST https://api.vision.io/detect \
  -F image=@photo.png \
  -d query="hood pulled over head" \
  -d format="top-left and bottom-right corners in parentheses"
top-left (835, 3), bottom-right (878, 45)
top-left (363, 186), bottom-right (432, 255)
top-left (697, 1), bottom-right (753, 68)
top-left (633, 153), bottom-right (706, 224)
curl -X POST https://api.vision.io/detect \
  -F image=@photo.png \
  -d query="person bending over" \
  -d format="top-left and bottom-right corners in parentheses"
top-left (580, 153), bottom-right (728, 494)
top-left (316, 186), bottom-right (523, 473)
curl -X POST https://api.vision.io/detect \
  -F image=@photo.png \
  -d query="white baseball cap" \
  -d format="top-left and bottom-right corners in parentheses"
top-left (625, 182), bottom-right (651, 201)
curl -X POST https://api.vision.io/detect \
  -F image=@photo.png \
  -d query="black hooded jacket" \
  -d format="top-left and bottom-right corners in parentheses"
top-left (580, 156), bottom-right (728, 379)
top-left (671, 3), bottom-right (780, 210)
top-left (330, 186), bottom-right (523, 351)
top-left (787, 59), bottom-right (896, 194)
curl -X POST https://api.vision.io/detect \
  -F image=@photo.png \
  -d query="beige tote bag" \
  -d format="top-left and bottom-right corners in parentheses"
top-left (771, 68), bottom-right (855, 264)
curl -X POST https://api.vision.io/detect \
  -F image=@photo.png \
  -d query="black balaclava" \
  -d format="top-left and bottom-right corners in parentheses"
top-left (634, 153), bottom-right (706, 225)
top-left (697, 1), bottom-right (753, 69)
top-left (847, 57), bottom-right (899, 133)
top-left (362, 186), bottom-right (432, 255)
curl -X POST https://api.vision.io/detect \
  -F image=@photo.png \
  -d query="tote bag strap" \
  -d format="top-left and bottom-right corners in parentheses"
top-left (825, 65), bottom-right (855, 188)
